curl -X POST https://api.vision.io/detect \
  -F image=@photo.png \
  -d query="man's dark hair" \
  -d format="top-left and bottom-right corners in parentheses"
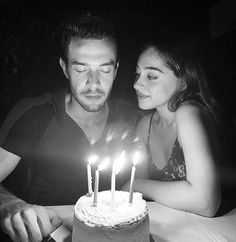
top-left (59, 11), bottom-right (118, 63)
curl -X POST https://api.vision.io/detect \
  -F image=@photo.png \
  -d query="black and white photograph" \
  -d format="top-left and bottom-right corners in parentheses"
top-left (0, 0), bottom-right (236, 241)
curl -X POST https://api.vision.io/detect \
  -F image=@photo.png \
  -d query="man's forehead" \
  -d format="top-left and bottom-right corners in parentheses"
top-left (68, 38), bottom-right (117, 57)
top-left (67, 39), bottom-right (116, 67)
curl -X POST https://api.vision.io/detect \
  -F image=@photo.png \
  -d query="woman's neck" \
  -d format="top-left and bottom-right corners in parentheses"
top-left (155, 105), bottom-right (176, 129)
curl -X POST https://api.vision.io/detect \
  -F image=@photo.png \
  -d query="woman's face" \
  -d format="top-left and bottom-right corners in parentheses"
top-left (134, 47), bottom-right (179, 110)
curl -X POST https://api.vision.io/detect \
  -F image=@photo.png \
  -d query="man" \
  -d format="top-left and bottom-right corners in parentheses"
top-left (0, 11), bottom-right (140, 241)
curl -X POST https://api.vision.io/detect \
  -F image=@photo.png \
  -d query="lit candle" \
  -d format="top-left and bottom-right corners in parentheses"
top-left (129, 151), bottom-right (141, 203)
top-left (87, 155), bottom-right (98, 195)
top-left (93, 169), bottom-right (99, 204)
top-left (111, 170), bottom-right (116, 205)
top-left (93, 158), bottom-right (109, 205)
top-left (111, 151), bottom-right (126, 206)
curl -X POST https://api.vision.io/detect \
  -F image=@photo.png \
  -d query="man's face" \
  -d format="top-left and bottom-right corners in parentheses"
top-left (60, 38), bottom-right (118, 112)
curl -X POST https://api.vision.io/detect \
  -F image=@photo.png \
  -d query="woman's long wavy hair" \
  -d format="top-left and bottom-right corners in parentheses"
top-left (139, 39), bottom-right (221, 127)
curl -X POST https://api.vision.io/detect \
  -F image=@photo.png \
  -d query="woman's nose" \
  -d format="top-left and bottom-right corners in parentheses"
top-left (133, 81), bottom-right (138, 90)
top-left (133, 76), bottom-right (143, 90)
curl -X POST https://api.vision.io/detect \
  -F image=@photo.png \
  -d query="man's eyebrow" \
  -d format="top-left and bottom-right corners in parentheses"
top-left (100, 61), bottom-right (115, 66)
top-left (144, 66), bottom-right (164, 73)
top-left (71, 61), bottom-right (115, 66)
top-left (71, 61), bottom-right (87, 66)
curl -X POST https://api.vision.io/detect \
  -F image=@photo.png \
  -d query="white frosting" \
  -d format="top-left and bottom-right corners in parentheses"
top-left (74, 191), bottom-right (148, 228)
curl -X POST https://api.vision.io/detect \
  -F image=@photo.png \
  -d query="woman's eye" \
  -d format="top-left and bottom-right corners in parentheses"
top-left (147, 74), bottom-right (158, 80)
top-left (99, 66), bottom-right (112, 73)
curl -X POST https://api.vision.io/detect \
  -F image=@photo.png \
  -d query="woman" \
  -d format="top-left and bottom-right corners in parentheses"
top-left (125, 40), bottom-right (221, 217)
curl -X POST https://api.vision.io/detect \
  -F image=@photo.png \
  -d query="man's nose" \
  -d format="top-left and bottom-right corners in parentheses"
top-left (87, 71), bottom-right (100, 90)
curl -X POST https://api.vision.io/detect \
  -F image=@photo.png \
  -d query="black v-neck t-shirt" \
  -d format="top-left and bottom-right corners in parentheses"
top-left (2, 89), bottom-right (141, 205)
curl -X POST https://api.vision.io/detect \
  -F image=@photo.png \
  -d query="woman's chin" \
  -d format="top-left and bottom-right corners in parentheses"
top-left (138, 102), bottom-right (152, 110)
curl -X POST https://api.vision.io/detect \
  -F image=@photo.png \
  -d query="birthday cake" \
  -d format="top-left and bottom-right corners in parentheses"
top-left (72, 190), bottom-right (150, 242)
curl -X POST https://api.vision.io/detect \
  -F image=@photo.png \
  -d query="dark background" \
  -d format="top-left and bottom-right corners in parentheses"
top-left (0, 0), bottom-right (223, 121)
top-left (0, 0), bottom-right (236, 203)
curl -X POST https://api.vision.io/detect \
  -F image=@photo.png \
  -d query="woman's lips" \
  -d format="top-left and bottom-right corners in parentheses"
top-left (136, 92), bottom-right (150, 99)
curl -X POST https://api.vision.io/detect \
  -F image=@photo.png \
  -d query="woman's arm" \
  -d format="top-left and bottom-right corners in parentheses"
top-left (130, 104), bottom-right (221, 217)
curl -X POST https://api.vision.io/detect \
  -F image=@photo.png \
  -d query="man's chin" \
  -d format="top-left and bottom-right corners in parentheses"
top-left (83, 103), bottom-right (106, 112)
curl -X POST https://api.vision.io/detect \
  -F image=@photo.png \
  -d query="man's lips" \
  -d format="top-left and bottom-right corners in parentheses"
top-left (84, 94), bottom-right (104, 100)
top-left (85, 95), bottom-right (102, 99)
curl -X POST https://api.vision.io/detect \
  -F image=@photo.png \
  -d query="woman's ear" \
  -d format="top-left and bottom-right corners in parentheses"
top-left (59, 58), bottom-right (69, 79)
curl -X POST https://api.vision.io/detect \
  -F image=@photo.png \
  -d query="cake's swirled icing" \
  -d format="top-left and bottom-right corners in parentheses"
top-left (74, 191), bottom-right (148, 228)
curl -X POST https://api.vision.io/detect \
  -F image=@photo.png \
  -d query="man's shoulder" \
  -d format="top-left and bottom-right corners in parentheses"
top-left (0, 93), bottom-right (54, 144)
top-left (18, 88), bottom-right (66, 119)
top-left (19, 99), bottom-right (54, 120)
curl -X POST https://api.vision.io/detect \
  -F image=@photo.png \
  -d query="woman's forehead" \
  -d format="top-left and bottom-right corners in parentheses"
top-left (138, 48), bottom-right (165, 68)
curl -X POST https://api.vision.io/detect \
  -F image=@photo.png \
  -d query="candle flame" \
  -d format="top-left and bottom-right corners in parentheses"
top-left (106, 128), bottom-right (116, 143)
top-left (113, 150), bottom-right (126, 175)
top-left (98, 157), bottom-right (109, 171)
top-left (133, 151), bottom-right (141, 166)
top-left (132, 136), bottom-right (140, 143)
top-left (88, 154), bottom-right (98, 165)
top-left (121, 130), bottom-right (129, 140)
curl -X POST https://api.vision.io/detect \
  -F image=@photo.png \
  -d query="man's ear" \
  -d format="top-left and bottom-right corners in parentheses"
top-left (114, 62), bottom-right (119, 79)
top-left (59, 58), bottom-right (69, 79)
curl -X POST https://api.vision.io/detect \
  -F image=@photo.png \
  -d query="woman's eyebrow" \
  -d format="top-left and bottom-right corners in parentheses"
top-left (144, 66), bottom-right (164, 73)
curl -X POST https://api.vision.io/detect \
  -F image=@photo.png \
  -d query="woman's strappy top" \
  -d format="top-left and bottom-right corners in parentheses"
top-left (146, 111), bottom-right (186, 181)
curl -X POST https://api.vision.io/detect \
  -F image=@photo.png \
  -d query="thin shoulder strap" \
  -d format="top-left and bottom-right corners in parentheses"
top-left (147, 110), bottom-right (156, 143)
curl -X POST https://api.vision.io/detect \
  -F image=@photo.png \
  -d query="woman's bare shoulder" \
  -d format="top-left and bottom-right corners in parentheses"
top-left (175, 101), bottom-right (216, 141)
top-left (175, 101), bottom-right (210, 124)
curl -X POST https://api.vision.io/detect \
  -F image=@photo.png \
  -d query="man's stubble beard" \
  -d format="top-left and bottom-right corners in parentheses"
top-left (71, 89), bottom-right (112, 112)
